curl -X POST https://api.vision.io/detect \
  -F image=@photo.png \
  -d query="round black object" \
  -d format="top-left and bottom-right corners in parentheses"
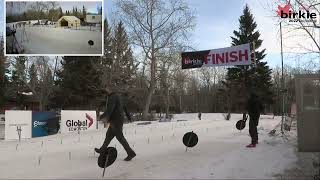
top-left (88, 40), bottom-right (94, 46)
top-left (183, 131), bottom-right (198, 148)
top-left (98, 147), bottom-right (117, 168)
top-left (236, 120), bottom-right (246, 130)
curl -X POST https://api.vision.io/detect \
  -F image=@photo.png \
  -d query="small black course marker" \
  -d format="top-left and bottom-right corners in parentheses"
top-left (98, 147), bottom-right (117, 178)
top-left (183, 131), bottom-right (198, 152)
top-left (236, 120), bottom-right (246, 130)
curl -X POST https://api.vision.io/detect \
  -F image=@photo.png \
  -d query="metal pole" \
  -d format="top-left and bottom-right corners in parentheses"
top-left (280, 22), bottom-right (285, 134)
top-left (102, 153), bottom-right (110, 178)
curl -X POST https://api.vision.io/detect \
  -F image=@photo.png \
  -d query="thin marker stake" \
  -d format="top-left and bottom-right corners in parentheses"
top-left (38, 156), bottom-right (41, 166)
top-left (69, 152), bottom-right (71, 160)
top-left (102, 153), bottom-right (110, 178)
top-left (185, 134), bottom-right (193, 152)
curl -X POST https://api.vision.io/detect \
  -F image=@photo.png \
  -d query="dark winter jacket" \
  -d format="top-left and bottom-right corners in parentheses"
top-left (100, 93), bottom-right (131, 127)
top-left (247, 94), bottom-right (264, 123)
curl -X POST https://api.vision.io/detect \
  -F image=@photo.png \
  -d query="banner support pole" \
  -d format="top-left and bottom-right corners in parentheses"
top-left (252, 42), bottom-right (256, 67)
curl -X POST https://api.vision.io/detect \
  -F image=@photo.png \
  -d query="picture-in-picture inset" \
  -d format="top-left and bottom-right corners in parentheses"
top-left (5, 0), bottom-right (103, 56)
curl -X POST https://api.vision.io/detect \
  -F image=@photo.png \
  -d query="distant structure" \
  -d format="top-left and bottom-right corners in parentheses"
top-left (56, 16), bottom-right (81, 28)
top-left (86, 13), bottom-right (102, 25)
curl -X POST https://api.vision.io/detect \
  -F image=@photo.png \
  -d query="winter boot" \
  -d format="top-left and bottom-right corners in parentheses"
top-left (246, 144), bottom-right (256, 148)
top-left (94, 148), bottom-right (103, 154)
top-left (124, 152), bottom-right (136, 161)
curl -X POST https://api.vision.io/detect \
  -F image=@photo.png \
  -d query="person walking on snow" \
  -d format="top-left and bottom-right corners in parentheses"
top-left (246, 92), bottom-right (264, 148)
top-left (95, 86), bottom-right (136, 161)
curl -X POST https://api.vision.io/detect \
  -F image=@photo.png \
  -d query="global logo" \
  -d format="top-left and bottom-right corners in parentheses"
top-left (66, 113), bottom-right (94, 131)
top-left (86, 113), bottom-right (94, 128)
top-left (33, 121), bottom-right (47, 128)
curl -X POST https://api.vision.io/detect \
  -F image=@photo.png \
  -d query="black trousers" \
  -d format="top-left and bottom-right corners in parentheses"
top-left (100, 124), bottom-right (135, 155)
top-left (249, 115), bottom-right (259, 144)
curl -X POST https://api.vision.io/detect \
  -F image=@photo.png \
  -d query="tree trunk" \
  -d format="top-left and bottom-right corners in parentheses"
top-left (39, 99), bottom-right (44, 111)
top-left (179, 95), bottom-right (182, 112)
top-left (143, 86), bottom-right (154, 120)
top-left (142, 53), bottom-right (156, 121)
top-left (166, 86), bottom-right (169, 118)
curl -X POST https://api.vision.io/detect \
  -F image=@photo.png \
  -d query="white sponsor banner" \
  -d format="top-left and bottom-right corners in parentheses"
top-left (181, 43), bottom-right (252, 69)
top-left (203, 43), bottom-right (252, 67)
top-left (61, 110), bottom-right (97, 133)
top-left (5, 110), bottom-right (32, 140)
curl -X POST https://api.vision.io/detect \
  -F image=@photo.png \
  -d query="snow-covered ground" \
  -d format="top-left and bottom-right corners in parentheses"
top-left (6, 24), bottom-right (102, 55)
top-left (0, 113), bottom-right (311, 179)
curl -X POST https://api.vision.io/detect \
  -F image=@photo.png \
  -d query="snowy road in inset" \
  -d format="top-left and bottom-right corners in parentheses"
top-left (8, 25), bottom-right (102, 55)
top-left (0, 114), bottom-right (297, 179)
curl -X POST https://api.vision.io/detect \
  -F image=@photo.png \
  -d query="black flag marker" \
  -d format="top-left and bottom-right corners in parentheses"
top-left (183, 131), bottom-right (198, 152)
top-left (98, 147), bottom-right (117, 178)
top-left (98, 147), bottom-right (117, 168)
top-left (236, 120), bottom-right (246, 130)
top-left (88, 40), bottom-right (94, 48)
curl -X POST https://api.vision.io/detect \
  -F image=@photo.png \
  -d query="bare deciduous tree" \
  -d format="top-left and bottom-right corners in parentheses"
top-left (22, 57), bottom-right (54, 110)
top-left (115, 0), bottom-right (196, 120)
top-left (30, 2), bottom-right (49, 22)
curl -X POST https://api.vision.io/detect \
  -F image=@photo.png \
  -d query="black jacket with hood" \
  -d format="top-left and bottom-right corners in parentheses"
top-left (100, 93), bottom-right (131, 127)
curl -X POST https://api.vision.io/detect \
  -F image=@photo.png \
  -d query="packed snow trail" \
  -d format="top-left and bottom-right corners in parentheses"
top-left (7, 25), bottom-right (102, 54)
top-left (0, 113), bottom-right (297, 179)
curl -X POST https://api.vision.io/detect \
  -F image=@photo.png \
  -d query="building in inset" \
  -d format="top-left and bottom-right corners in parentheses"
top-left (86, 13), bottom-right (102, 25)
top-left (56, 16), bottom-right (81, 28)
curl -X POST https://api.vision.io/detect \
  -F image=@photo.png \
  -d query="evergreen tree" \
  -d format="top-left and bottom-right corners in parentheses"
top-left (11, 57), bottom-right (27, 91)
top-left (56, 57), bottom-right (103, 109)
top-left (82, 5), bottom-right (86, 19)
top-left (28, 63), bottom-right (38, 92)
top-left (111, 21), bottom-right (137, 92)
top-left (59, 7), bottom-right (63, 18)
top-left (223, 5), bottom-right (273, 113)
top-left (9, 57), bottom-right (28, 107)
top-left (99, 19), bottom-right (115, 87)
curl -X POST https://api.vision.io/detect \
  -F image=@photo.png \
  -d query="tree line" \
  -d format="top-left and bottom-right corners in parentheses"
top-left (6, 2), bottom-right (102, 23)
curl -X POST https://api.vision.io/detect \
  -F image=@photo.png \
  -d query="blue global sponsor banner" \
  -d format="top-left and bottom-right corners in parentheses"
top-left (32, 112), bottom-right (57, 138)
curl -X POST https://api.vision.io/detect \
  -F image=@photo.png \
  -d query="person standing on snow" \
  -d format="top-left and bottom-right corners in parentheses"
top-left (198, 111), bottom-right (202, 120)
top-left (246, 92), bottom-right (264, 148)
top-left (95, 86), bottom-right (136, 161)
